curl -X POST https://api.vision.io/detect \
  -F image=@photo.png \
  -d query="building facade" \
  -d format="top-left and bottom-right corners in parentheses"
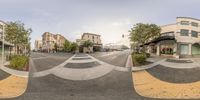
top-left (76, 33), bottom-right (102, 53)
top-left (34, 40), bottom-right (42, 51)
top-left (104, 43), bottom-right (129, 51)
top-left (0, 20), bottom-right (14, 62)
top-left (42, 32), bottom-right (66, 52)
top-left (145, 17), bottom-right (200, 58)
top-left (54, 34), bottom-right (66, 51)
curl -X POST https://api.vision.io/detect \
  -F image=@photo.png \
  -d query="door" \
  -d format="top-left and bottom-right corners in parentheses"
top-left (180, 44), bottom-right (189, 55)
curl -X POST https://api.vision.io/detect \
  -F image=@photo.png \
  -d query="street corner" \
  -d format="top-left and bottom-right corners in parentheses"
top-left (0, 75), bottom-right (28, 99)
top-left (132, 70), bottom-right (200, 99)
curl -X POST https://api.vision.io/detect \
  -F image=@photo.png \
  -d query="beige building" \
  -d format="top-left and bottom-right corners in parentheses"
top-left (145, 17), bottom-right (200, 58)
top-left (42, 32), bottom-right (66, 52)
top-left (76, 33), bottom-right (102, 53)
top-left (0, 20), bottom-right (14, 62)
top-left (34, 40), bottom-right (42, 51)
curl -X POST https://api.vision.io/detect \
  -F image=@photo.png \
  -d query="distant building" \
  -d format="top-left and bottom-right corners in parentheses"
top-left (54, 34), bottom-right (66, 51)
top-left (42, 32), bottom-right (66, 52)
top-left (104, 43), bottom-right (129, 51)
top-left (34, 40), bottom-right (42, 51)
top-left (76, 33), bottom-right (102, 53)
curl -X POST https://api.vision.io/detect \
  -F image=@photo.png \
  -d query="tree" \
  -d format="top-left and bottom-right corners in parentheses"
top-left (83, 40), bottom-right (93, 48)
top-left (82, 40), bottom-right (93, 53)
top-left (63, 40), bottom-right (70, 52)
top-left (5, 21), bottom-right (32, 55)
top-left (129, 23), bottom-right (161, 52)
top-left (69, 42), bottom-right (78, 53)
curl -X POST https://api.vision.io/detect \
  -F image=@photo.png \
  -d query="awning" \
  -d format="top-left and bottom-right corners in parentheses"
top-left (0, 39), bottom-right (14, 47)
top-left (140, 36), bottom-right (175, 47)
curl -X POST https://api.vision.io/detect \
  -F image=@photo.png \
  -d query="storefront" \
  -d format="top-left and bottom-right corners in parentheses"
top-left (160, 40), bottom-right (175, 55)
top-left (0, 40), bottom-right (14, 62)
top-left (192, 43), bottom-right (200, 55)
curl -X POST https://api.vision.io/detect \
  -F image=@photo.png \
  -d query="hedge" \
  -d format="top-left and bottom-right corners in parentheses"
top-left (10, 55), bottom-right (28, 70)
top-left (132, 53), bottom-right (147, 66)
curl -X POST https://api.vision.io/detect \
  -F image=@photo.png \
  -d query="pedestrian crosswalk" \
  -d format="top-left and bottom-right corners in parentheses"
top-left (32, 54), bottom-right (130, 80)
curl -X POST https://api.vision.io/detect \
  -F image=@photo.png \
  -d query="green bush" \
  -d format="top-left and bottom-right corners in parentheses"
top-left (10, 55), bottom-right (28, 70)
top-left (132, 53), bottom-right (147, 65)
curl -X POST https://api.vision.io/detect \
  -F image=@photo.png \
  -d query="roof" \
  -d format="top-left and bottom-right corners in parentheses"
top-left (160, 17), bottom-right (200, 28)
top-left (0, 39), bottom-right (14, 47)
top-left (160, 23), bottom-right (176, 28)
top-left (177, 17), bottom-right (200, 21)
top-left (82, 33), bottom-right (101, 36)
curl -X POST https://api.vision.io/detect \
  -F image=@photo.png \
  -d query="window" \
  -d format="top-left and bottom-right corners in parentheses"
top-left (180, 21), bottom-right (189, 25)
top-left (180, 29), bottom-right (189, 36)
top-left (191, 22), bottom-right (198, 27)
top-left (180, 44), bottom-right (189, 55)
top-left (191, 31), bottom-right (198, 37)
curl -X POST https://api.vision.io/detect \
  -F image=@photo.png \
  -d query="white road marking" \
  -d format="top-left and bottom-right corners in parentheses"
top-left (32, 53), bottom-right (130, 80)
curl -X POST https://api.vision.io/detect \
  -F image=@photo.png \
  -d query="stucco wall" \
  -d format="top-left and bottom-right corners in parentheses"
top-left (161, 17), bottom-right (200, 44)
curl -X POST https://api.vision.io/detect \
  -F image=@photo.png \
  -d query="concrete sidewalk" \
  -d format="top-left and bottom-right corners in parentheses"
top-left (0, 62), bottom-right (28, 98)
top-left (133, 70), bottom-right (200, 99)
top-left (0, 75), bottom-right (27, 99)
top-left (132, 56), bottom-right (200, 71)
top-left (0, 62), bottom-right (29, 77)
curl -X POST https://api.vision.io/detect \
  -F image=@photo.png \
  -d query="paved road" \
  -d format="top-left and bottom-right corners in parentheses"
top-left (0, 69), bottom-right (10, 80)
top-left (31, 52), bottom-right (73, 71)
top-left (4, 52), bottom-right (159, 100)
top-left (147, 65), bottom-right (200, 83)
top-left (90, 50), bottom-right (130, 67)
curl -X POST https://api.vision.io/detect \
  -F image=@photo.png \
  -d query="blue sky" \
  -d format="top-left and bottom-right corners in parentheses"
top-left (0, 0), bottom-right (200, 48)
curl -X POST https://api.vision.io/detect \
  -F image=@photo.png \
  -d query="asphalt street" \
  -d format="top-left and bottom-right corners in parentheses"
top-left (146, 65), bottom-right (200, 83)
top-left (3, 52), bottom-right (160, 100)
top-left (0, 69), bottom-right (10, 80)
top-left (31, 52), bottom-right (73, 71)
top-left (90, 50), bottom-right (130, 67)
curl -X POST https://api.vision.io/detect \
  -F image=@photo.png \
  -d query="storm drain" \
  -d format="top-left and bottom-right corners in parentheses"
top-left (64, 61), bottom-right (101, 69)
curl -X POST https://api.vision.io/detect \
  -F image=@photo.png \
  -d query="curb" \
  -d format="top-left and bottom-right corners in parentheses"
top-left (125, 55), bottom-right (133, 68)
top-left (0, 61), bottom-right (29, 78)
top-left (132, 59), bottom-right (166, 71)
top-left (0, 66), bottom-right (29, 78)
